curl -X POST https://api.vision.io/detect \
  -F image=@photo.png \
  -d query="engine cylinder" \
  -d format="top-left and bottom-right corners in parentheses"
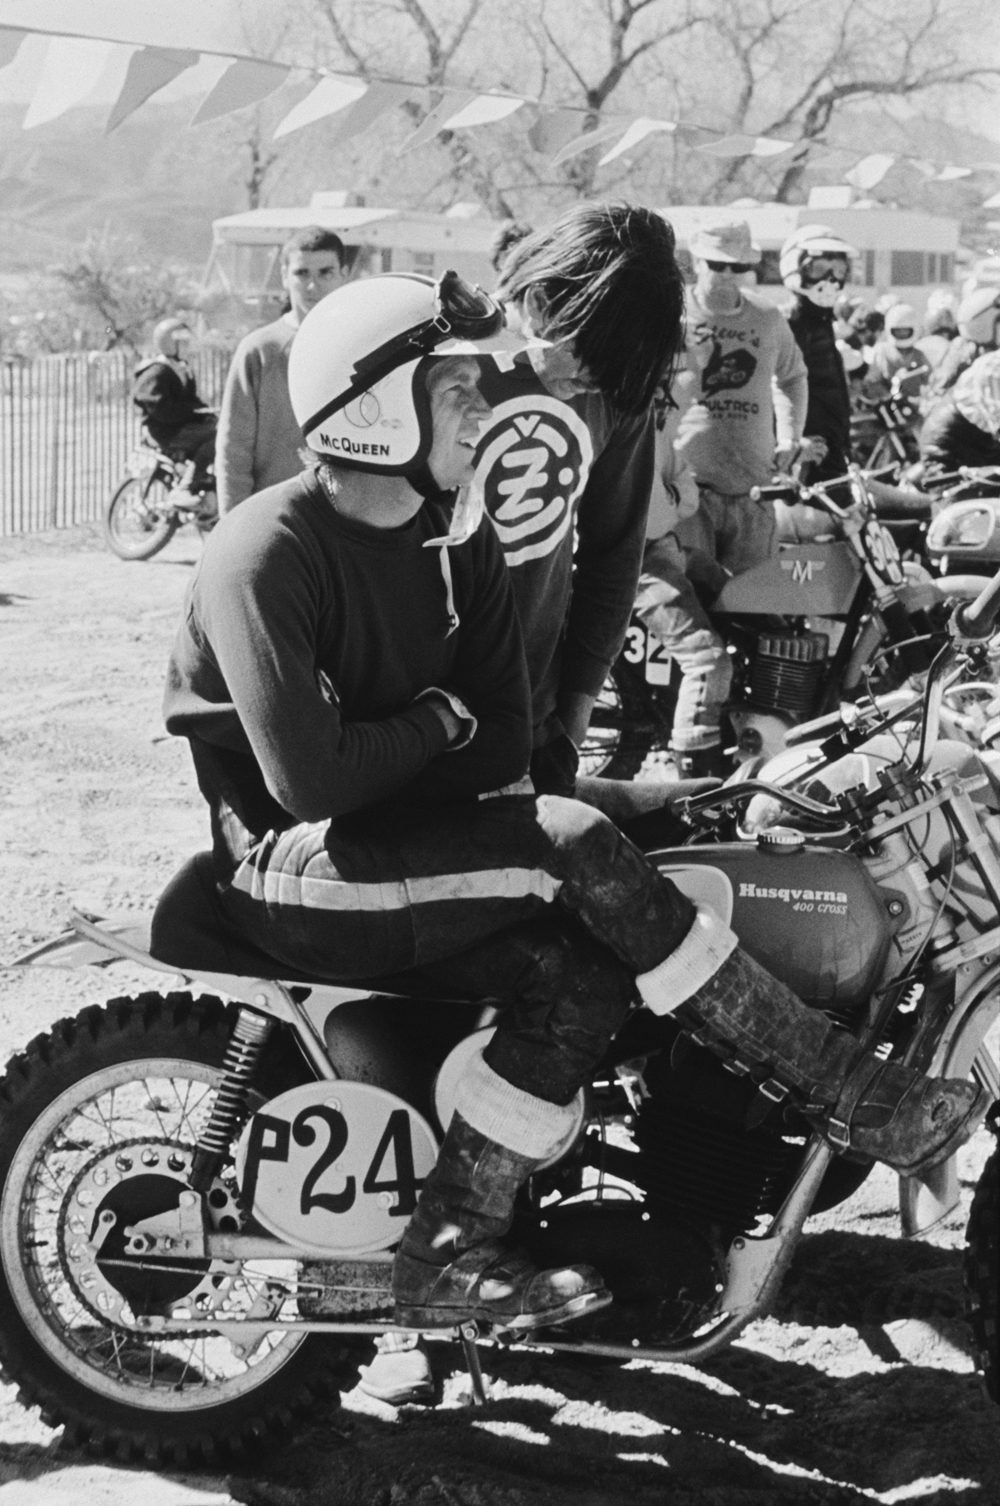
top-left (748, 631), bottom-right (828, 719)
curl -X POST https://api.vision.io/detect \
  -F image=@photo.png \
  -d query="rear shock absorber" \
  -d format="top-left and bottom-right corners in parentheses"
top-left (191, 1009), bottom-right (275, 1191)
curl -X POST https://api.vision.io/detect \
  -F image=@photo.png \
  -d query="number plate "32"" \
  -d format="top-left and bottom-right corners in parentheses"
top-left (235, 1081), bottom-right (440, 1256)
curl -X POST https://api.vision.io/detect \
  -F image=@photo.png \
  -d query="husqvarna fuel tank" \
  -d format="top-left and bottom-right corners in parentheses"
top-left (654, 841), bottom-right (891, 1016)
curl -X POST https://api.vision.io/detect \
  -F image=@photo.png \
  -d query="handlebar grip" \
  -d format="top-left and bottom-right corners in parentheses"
top-left (953, 568), bottom-right (1000, 639)
top-left (751, 484), bottom-right (800, 503)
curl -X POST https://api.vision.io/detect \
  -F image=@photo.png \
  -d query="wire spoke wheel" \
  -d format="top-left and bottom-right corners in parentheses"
top-left (103, 473), bottom-right (178, 560)
top-left (578, 658), bottom-right (674, 780)
top-left (0, 995), bottom-right (350, 1463)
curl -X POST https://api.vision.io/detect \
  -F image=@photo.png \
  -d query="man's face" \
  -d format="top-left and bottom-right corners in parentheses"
top-left (426, 356), bottom-right (491, 491)
top-left (694, 258), bottom-right (752, 308)
top-left (283, 249), bottom-right (347, 323)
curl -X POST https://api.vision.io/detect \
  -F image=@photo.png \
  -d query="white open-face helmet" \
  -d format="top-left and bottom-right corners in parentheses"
top-left (288, 271), bottom-right (534, 481)
top-left (779, 224), bottom-right (855, 307)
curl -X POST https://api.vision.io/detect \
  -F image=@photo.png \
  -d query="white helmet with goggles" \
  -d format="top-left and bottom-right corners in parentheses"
top-left (779, 224), bottom-right (855, 307)
top-left (288, 271), bottom-right (532, 483)
top-left (885, 303), bottom-right (917, 348)
top-left (957, 286), bottom-right (1000, 348)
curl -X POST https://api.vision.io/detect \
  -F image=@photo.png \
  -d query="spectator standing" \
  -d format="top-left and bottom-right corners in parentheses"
top-left (470, 202), bottom-right (686, 796)
top-left (215, 226), bottom-right (348, 514)
top-left (672, 218), bottom-right (808, 575)
top-left (779, 224), bottom-right (856, 482)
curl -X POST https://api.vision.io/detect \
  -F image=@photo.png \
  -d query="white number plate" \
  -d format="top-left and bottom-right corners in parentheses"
top-left (235, 1081), bottom-right (440, 1256)
top-left (621, 620), bottom-right (673, 685)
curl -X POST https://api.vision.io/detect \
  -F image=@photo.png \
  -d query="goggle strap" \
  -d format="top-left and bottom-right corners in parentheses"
top-left (301, 272), bottom-right (500, 438)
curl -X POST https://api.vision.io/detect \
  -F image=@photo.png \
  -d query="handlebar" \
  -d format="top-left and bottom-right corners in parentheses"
top-left (679, 561), bottom-right (1000, 834)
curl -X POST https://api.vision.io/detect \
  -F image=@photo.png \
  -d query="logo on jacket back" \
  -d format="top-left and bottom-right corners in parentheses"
top-left (474, 396), bottom-right (594, 568)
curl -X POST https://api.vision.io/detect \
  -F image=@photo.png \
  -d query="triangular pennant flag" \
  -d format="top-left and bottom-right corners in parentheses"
top-left (105, 46), bottom-right (199, 133)
top-left (598, 117), bottom-right (676, 166)
top-left (191, 57), bottom-right (290, 125)
top-left (697, 133), bottom-right (796, 158)
top-left (399, 90), bottom-right (476, 153)
top-left (322, 79), bottom-right (413, 146)
top-left (528, 108), bottom-right (579, 156)
top-left (982, 191), bottom-right (1000, 208)
top-left (0, 27), bottom-right (26, 69)
top-left (23, 35), bottom-right (120, 128)
top-left (550, 120), bottom-right (622, 166)
top-left (273, 74), bottom-right (367, 139)
top-left (933, 164), bottom-right (973, 181)
top-left (439, 91), bottom-right (524, 130)
top-left (844, 152), bottom-right (897, 189)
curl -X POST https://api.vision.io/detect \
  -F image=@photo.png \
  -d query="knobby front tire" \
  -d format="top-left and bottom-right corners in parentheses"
top-left (103, 473), bottom-right (178, 560)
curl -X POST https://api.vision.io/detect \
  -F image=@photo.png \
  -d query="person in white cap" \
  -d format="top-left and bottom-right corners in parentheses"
top-left (673, 218), bottom-right (808, 570)
top-left (641, 218), bottom-right (808, 776)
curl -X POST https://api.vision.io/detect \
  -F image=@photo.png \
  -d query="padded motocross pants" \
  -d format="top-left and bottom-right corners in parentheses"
top-left (218, 794), bottom-right (696, 1107)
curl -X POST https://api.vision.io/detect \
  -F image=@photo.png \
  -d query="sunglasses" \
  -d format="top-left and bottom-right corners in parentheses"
top-left (705, 260), bottom-right (755, 274)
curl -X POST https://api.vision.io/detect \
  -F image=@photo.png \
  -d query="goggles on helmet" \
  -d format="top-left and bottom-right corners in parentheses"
top-left (802, 257), bottom-right (849, 287)
top-left (305, 271), bottom-right (503, 435)
top-left (705, 259), bottom-right (755, 274)
top-left (889, 326), bottom-right (915, 341)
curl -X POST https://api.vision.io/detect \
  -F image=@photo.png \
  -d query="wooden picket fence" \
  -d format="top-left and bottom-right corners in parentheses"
top-left (0, 348), bottom-right (232, 537)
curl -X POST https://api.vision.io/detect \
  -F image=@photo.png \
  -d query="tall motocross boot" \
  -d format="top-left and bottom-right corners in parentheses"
top-left (393, 1054), bottom-right (610, 1332)
top-left (636, 907), bottom-right (989, 1178)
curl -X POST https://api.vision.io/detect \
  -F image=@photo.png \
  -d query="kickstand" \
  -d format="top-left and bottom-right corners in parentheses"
top-left (458, 1322), bottom-right (489, 1405)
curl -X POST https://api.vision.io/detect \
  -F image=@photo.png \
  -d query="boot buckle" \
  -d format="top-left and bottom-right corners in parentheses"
top-left (757, 1077), bottom-right (788, 1104)
top-left (826, 1114), bottom-right (851, 1150)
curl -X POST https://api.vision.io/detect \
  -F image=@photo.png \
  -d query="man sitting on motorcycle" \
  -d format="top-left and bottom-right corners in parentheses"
top-left (162, 272), bottom-right (987, 1348)
top-left (131, 316), bottom-right (217, 496)
top-left (921, 348), bottom-right (1000, 485)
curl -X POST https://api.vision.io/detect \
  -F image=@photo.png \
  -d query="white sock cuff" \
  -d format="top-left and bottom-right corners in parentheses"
top-left (636, 905), bottom-right (738, 1016)
top-left (453, 1052), bottom-right (576, 1160)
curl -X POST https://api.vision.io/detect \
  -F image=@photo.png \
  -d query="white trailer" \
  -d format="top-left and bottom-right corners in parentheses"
top-left (658, 192), bottom-right (962, 316)
top-left (202, 191), bottom-right (500, 326)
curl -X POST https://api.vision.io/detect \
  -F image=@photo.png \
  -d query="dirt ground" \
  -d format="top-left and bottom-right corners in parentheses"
top-left (0, 523), bottom-right (997, 1506)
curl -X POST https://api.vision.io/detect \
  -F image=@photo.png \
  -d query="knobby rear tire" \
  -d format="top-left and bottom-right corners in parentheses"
top-left (0, 992), bottom-right (356, 1465)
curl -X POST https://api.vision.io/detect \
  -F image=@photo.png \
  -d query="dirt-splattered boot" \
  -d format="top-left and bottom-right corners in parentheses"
top-left (392, 1055), bottom-right (610, 1333)
top-left (636, 907), bottom-right (989, 1178)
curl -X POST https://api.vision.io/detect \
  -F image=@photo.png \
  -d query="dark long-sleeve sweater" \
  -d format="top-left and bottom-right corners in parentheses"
top-left (164, 469), bottom-right (532, 871)
top-left (788, 298), bottom-right (852, 479)
top-left (473, 358), bottom-right (656, 744)
top-left (920, 398), bottom-right (1000, 484)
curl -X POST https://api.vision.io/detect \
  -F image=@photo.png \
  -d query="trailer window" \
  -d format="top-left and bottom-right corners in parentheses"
top-left (890, 251), bottom-right (927, 286)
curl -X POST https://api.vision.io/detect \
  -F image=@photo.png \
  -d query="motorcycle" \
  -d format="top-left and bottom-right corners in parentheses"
top-left (924, 466), bottom-right (1000, 576)
top-left (850, 369), bottom-right (923, 475)
top-left (2, 576), bottom-right (998, 1462)
top-left (583, 465), bottom-right (991, 776)
top-left (103, 425), bottom-right (218, 561)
